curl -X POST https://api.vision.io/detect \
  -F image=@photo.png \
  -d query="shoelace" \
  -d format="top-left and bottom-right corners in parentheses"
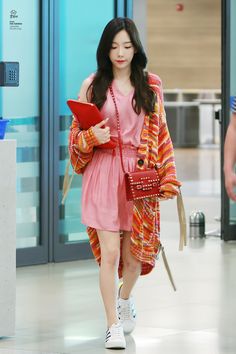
top-left (107, 324), bottom-right (123, 339)
top-left (118, 301), bottom-right (135, 321)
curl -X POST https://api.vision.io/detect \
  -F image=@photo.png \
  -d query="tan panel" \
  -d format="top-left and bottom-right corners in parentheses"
top-left (147, 0), bottom-right (221, 89)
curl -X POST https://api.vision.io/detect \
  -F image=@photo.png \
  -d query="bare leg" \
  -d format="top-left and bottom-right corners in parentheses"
top-left (120, 231), bottom-right (141, 299)
top-left (97, 230), bottom-right (120, 327)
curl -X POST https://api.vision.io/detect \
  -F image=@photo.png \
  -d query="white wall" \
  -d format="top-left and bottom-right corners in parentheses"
top-left (0, 139), bottom-right (16, 337)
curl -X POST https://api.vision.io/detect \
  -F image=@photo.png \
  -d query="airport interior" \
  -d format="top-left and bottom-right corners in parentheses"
top-left (0, 0), bottom-right (236, 353)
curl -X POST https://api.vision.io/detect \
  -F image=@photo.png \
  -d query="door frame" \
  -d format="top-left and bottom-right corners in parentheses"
top-left (17, 0), bottom-right (49, 266)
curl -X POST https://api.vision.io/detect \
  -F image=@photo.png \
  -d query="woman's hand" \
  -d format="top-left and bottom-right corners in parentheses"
top-left (225, 170), bottom-right (236, 201)
top-left (91, 118), bottom-right (111, 145)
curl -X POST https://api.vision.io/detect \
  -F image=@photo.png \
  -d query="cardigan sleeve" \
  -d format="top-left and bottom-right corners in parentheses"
top-left (68, 115), bottom-right (99, 174)
top-left (156, 83), bottom-right (181, 199)
top-left (232, 96), bottom-right (236, 113)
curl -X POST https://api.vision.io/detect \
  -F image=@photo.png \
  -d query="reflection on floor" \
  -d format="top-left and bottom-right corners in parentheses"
top-left (1, 147), bottom-right (236, 354)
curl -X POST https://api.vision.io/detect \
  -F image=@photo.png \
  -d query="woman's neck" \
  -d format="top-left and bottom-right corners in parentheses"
top-left (112, 67), bottom-right (131, 81)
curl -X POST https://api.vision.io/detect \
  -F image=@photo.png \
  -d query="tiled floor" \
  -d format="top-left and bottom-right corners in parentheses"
top-left (1, 147), bottom-right (236, 354)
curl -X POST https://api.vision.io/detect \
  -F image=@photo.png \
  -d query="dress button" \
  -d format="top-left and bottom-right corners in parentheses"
top-left (138, 159), bottom-right (144, 166)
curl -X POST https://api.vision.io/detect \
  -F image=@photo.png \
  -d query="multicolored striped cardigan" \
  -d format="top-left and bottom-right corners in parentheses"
top-left (232, 96), bottom-right (236, 113)
top-left (68, 73), bottom-right (183, 279)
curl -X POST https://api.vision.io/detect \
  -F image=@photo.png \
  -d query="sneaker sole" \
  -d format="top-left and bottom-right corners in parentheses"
top-left (105, 340), bottom-right (126, 349)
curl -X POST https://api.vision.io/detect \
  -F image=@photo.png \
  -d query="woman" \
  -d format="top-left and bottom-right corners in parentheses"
top-left (68, 17), bottom-right (181, 349)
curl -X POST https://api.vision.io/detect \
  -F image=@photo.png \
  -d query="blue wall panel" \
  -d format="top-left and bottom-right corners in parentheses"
top-left (59, 0), bottom-right (114, 115)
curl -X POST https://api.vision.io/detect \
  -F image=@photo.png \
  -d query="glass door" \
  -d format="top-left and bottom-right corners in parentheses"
top-left (54, 0), bottom-right (115, 261)
top-left (221, 0), bottom-right (236, 240)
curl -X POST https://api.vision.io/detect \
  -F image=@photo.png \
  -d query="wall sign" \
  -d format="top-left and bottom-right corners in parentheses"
top-left (9, 9), bottom-right (23, 30)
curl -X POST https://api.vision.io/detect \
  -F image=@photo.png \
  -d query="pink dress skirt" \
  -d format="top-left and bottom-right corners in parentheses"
top-left (81, 145), bottom-right (137, 232)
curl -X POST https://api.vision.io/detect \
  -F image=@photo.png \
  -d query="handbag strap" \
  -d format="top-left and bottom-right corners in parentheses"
top-left (109, 85), bottom-right (126, 174)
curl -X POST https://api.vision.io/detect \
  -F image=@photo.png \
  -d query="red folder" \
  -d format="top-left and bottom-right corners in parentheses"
top-left (67, 99), bottom-right (116, 149)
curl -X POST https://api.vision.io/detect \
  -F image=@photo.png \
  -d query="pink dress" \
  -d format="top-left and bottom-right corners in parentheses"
top-left (81, 80), bottom-right (145, 232)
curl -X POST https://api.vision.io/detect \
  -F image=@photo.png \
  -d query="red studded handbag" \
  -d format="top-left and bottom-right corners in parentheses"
top-left (124, 169), bottom-right (160, 201)
top-left (109, 86), bottom-right (160, 201)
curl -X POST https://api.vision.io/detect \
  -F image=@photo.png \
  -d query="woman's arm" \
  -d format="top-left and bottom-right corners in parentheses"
top-left (67, 78), bottom-right (96, 174)
top-left (224, 112), bottom-right (236, 201)
top-left (68, 76), bottom-right (111, 174)
top-left (78, 77), bottom-right (92, 103)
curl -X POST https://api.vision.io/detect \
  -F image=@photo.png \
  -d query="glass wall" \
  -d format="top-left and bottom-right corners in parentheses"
top-left (0, 0), bottom-right (40, 249)
top-left (58, 0), bottom-right (114, 246)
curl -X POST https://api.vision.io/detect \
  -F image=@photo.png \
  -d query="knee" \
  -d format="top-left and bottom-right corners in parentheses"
top-left (123, 256), bottom-right (141, 273)
top-left (101, 247), bottom-right (120, 267)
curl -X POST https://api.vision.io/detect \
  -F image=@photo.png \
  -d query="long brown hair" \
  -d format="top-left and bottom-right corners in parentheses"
top-left (87, 18), bottom-right (156, 114)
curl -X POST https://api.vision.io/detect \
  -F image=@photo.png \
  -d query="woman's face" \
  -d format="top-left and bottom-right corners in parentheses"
top-left (109, 30), bottom-right (135, 71)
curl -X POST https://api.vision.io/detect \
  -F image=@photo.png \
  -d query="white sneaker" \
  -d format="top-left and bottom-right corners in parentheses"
top-left (117, 287), bottom-right (136, 334)
top-left (105, 323), bottom-right (126, 349)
